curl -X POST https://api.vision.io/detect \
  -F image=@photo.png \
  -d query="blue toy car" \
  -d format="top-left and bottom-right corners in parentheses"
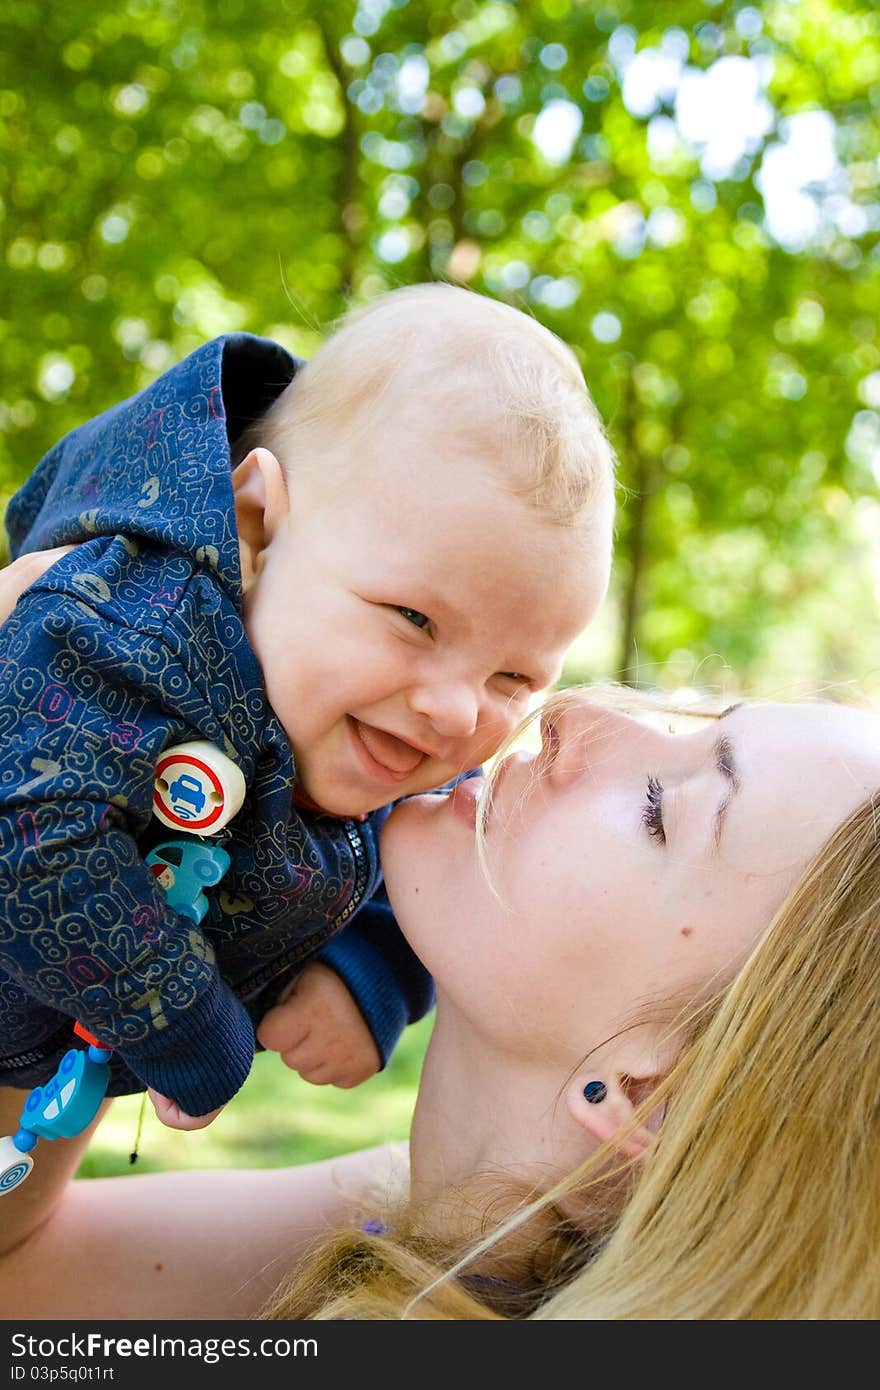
top-left (167, 773), bottom-right (207, 819)
top-left (0, 1043), bottom-right (112, 1194)
top-left (145, 838), bottom-right (231, 925)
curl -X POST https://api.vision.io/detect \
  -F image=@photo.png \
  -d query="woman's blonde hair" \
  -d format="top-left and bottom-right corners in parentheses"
top-left (235, 282), bottom-right (616, 527)
top-left (265, 693), bottom-right (880, 1320)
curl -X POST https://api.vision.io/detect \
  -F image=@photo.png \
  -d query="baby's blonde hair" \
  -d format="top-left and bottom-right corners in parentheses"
top-left (236, 283), bottom-right (616, 527)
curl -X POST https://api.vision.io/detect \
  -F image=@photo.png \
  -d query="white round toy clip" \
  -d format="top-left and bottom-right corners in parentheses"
top-left (0, 1134), bottom-right (34, 1193)
top-left (153, 741), bottom-right (246, 836)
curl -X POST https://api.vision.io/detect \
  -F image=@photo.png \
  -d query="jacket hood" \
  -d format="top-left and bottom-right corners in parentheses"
top-left (6, 333), bottom-right (301, 605)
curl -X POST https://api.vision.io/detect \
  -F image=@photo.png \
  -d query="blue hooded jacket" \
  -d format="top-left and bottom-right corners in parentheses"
top-left (0, 334), bottom-right (434, 1115)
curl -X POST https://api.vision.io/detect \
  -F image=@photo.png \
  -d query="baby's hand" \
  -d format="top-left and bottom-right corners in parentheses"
top-left (0, 545), bottom-right (75, 623)
top-left (147, 1087), bottom-right (224, 1131)
top-left (256, 961), bottom-right (381, 1088)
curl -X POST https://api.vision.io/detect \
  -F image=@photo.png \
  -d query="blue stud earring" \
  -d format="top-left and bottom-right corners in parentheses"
top-left (583, 1080), bottom-right (607, 1104)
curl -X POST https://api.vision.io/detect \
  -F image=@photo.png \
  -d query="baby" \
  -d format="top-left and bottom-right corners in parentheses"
top-left (0, 283), bottom-right (615, 1131)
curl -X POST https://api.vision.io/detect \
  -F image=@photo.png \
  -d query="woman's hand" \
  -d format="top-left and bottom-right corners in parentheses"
top-left (0, 545), bottom-right (75, 624)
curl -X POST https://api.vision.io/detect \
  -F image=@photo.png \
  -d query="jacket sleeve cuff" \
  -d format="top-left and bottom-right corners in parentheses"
top-left (118, 974), bottom-right (255, 1116)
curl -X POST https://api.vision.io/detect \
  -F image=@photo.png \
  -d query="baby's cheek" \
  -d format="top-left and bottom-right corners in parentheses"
top-left (473, 716), bottom-right (517, 764)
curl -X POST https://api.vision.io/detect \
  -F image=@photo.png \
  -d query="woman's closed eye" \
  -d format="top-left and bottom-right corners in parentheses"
top-left (642, 773), bottom-right (665, 844)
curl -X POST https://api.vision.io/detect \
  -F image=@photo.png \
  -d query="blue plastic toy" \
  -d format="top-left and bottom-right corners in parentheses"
top-left (145, 837), bottom-right (231, 925)
top-left (0, 1043), bottom-right (112, 1193)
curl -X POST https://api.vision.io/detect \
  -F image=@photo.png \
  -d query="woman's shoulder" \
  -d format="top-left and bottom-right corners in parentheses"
top-left (332, 1140), bottom-right (410, 1219)
top-left (365, 1139), bottom-right (410, 1204)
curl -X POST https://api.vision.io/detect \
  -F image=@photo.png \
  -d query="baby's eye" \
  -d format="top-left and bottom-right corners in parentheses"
top-left (495, 672), bottom-right (533, 696)
top-left (396, 606), bottom-right (430, 630)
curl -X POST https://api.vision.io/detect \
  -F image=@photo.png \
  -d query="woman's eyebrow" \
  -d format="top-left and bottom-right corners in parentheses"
top-left (718, 701), bottom-right (744, 719)
top-left (712, 734), bottom-right (742, 849)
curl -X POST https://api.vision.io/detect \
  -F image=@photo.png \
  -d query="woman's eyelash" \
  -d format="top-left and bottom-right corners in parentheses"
top-left (642, 774), bottom-right (666, 844)
top-left (396, 606), bottom-right (430, 629)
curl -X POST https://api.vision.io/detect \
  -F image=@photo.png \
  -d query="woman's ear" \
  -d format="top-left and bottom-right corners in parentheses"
top-left (231, 447), bottom-right (289, 593)
top-left (564, 1070), bottom-right (660, 1160)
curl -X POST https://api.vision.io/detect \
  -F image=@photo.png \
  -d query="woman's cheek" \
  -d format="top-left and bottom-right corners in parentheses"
top-left (500, 841), bottom-right (577, 933)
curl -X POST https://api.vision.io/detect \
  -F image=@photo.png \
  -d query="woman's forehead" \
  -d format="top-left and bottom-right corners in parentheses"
top-left (720, 700), bottom-right (880, 806)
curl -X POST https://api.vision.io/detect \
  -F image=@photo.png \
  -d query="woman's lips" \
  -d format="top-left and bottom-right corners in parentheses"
top-left (449, 775), bottom-right (485, 827)
top-left (349, 717), bottom-right (424, 783)
top-left (456, 751), bottom-right (534, 829)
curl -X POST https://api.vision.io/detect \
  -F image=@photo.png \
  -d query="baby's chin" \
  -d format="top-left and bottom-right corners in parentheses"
top-left (290, 777), bottom-right (437, 822)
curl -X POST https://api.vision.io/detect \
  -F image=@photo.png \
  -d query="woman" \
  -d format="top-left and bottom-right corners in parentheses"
top-left (2, 681), bottom-right (879, 1319)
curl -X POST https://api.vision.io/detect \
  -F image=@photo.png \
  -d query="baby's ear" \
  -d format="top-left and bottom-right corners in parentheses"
top-left (231, 448), bottom-right (288, 592)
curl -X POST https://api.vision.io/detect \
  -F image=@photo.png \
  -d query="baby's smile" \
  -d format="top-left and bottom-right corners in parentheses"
top-left (348, 716), bottom-right (426, 781)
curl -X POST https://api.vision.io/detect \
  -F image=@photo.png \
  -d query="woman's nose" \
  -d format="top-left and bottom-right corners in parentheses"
top-left (544, 699), bottom-right (645, 786)
top-left (409, 681), bottom-right (481, 740)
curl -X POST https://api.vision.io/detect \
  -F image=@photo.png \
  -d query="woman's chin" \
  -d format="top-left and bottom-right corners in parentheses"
top-left (382, 788), bottom-right (451, 838)
top-left (380, 792), bottom-right (461, 924)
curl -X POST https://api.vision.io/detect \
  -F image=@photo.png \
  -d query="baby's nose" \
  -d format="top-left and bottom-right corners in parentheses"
top-left (409, 682), bottom-right (480, 740)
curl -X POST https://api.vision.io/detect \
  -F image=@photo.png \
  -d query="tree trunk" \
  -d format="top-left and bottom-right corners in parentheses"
top-left (315, 19), bottom-right (361, 301)
top-left (617, 368), bottom-right (650, 686)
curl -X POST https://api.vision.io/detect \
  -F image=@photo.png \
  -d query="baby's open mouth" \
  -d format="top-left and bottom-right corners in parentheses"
top-left (352, 718), bottom-right (424, 776)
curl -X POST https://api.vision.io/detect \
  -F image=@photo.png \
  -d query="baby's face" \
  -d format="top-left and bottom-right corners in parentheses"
top-left (242, 408), bottom-right (610, 817)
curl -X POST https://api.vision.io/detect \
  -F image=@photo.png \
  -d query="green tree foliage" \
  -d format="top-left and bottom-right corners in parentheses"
top-left (2, 0), bottom-right (878, 694)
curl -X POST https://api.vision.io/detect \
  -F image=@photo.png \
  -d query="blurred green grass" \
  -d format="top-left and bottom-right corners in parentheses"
top-left (77, 1014), bottom-right (433, 1179)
